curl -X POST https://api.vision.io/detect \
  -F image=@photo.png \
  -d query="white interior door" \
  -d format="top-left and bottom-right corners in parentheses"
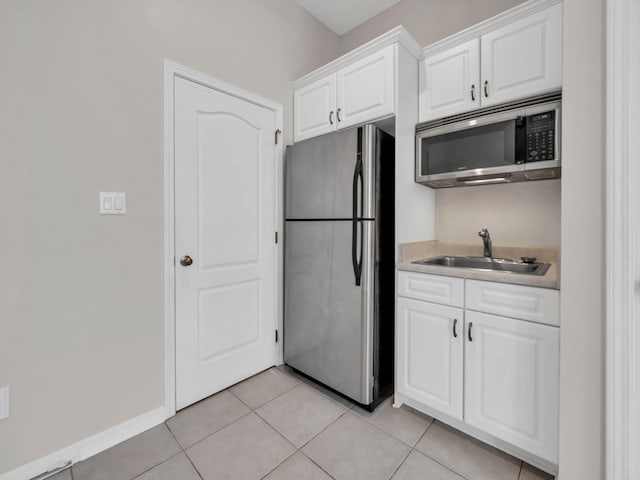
top-left (174, 76), bottom-right (277, 410)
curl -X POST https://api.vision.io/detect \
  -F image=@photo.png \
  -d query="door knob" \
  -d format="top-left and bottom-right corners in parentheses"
top-left (180, 255), bottom-right (193, 266)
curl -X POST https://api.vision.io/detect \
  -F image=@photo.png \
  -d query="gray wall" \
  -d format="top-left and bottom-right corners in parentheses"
top-left (0, 0), bottom-right (338, 473)
top-left (558, 0), bottom-right (605, 477)
top-left (435, 180), bottom-right (561, 246)
top-left (339, 0), bottom-right (526, 53)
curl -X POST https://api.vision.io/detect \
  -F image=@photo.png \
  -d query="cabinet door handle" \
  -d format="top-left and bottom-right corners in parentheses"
top-left (483, 80), bottom-right (489, 98)
top-left (329, 111), bottom-right (334, 125)
top-left (453, 318), bottom-right (458, 338)
top-left (336, 108), bottom-right (342, 122)
top-left (468, 322), bottom-right (473, 342)
top-left (470, 84), bottom-right (476, 101)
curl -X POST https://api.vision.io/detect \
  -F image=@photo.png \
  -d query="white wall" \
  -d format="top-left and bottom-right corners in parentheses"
top-left (0, 0), bottom-right (339, 474)
top-left (558, 0), bottom-right (606, 477)
top-left (339, 0), bottom-right (526, 53)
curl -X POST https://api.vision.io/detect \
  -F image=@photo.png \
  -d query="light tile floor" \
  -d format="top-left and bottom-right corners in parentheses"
top-left (47, 366), bottom-right (554, 480)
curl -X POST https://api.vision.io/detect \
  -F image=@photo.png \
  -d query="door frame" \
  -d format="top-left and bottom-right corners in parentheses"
top-left (163, 60), bottom-right (284, 418)
top-left (605, 0), bottom-right (640, 477)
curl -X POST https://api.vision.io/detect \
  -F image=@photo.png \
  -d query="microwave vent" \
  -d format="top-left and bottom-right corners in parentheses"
top-left (429, 179), bottom-right (458, 188)
top-left (524, 169), bottom-right (559, 181)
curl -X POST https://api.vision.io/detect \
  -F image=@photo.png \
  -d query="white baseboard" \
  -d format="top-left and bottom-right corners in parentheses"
top-left (0, 407), bottom-right (166, 480)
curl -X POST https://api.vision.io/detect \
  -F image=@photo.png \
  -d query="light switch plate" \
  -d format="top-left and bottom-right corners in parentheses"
top-left (0, 387), bottom-right (9, 421)
top-left (100, 192), bottom-right (126, 215)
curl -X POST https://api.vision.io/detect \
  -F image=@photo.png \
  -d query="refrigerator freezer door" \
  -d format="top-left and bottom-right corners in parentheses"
top-left (286, 129), bottom-right (358, 220)
top-left (284, 219), bottom-right (375, 404)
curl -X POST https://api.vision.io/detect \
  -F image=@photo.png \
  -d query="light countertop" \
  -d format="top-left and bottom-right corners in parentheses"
top-left (397, 240), bottom-right (560, 290)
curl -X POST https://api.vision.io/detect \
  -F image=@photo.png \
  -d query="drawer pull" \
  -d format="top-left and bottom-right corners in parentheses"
top-left (468, 322), bottom-right (473, 342)
top-left (453, 318), bottom-right (458, 338)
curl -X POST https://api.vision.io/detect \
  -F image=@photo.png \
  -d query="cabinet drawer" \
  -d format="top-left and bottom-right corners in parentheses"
top-left (397, 271), bottom-right (464, 307)
top-left (465, 280), bottom-right (559, 326)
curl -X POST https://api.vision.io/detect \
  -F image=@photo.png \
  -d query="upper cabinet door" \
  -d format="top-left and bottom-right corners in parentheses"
top-left (336, 45), bottom-right (395, 130)
top-left (481, 3), bottom-right (563, 107)
top-left (294, 74), bottom-right (337, 142)
top-left (420, 39), bottom-right (480, 122)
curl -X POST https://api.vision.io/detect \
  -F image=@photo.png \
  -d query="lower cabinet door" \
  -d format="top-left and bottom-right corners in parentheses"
top-left (464, 310), bottom-right (559, 463)
top-left (397, 297), bottom-right (463, 420)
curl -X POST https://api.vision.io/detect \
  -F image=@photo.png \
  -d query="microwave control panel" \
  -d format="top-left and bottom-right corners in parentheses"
top-left (526, 111), bottom-right (556, 162)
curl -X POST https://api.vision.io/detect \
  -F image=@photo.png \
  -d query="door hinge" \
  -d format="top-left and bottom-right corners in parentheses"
top-left (275, 329), bottom-right (279, 343)
top-left (275, 231), bottom-right (278, 244)
top-left (274, 129), bottom-right (282, 145)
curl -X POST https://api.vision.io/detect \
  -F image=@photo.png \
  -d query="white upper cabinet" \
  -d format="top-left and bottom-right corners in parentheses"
top-left (420, 39), bottom-right (480, 121)
top-left (420, 1), bottom-right (563, 122)
top-left (481, 3), bottom-right (563, 107)
top-left (336, 45), bottom-right (395, 129)
top-left (294, 42), bottom-right (399, 142)
top-left (294, 75), bottom-right (337, 141)
top-left (464, 310), bottom-right (559, 463)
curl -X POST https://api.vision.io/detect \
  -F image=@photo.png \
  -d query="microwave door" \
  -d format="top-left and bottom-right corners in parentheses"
top-left (420, 119), bottom-right (518, 177)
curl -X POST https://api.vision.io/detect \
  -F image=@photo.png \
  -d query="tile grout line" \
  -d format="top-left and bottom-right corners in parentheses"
top-left (252, 396), bottom-right (345, 451)
top-left (225, 376), bottom-right (304, 480)
top-left (164, 420), bottom-right (185, 452)
top-left (407, 420), bottom-right (476, 480)
top-left (276, 367), bottom-right (355, 411)
top-left (127, 451), bottom-right (185, 480)
top-left (228, 374), bottom-right (302, 411)
top-left (385, 446), bottom-right (413, 480)
top-left (162, 422), bottom-right (205, 480)
top-left (298, 450), bottom-right (338, 480)
top-left (409, 420), bottom-right (528, 480)
top-left (179, 407), bottom-right (254, 450)
top-left (183, 453), bottom-right (205, 480)
top-left (257, 448), bottom-right (298, 480)
top-left (344, 406), bottom-right (430, 450)
top-left (296, 408), bottom-right (349, 450)
top-left (250, 377), bottom-right (346, 480)
top-left (387, 412), bottom-right (435, 480)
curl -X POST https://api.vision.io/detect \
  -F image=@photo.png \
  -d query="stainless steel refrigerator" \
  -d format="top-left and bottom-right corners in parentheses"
top-left (284, 124), bottom-right (395, 410)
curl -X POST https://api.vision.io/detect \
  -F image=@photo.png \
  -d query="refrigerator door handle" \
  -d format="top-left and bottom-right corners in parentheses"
top-left (352, 157), bottom-right (363, 286)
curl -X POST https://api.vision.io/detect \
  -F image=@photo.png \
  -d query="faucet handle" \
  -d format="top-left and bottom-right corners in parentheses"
top-left (478, 228), bottom-right (489, 237)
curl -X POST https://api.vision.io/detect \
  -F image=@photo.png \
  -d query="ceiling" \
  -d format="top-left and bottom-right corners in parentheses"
top-left (294, 0), bottom-right (405, 35)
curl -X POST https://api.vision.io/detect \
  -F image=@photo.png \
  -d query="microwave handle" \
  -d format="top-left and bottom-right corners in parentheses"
top-left (515, 116), bottom-right (527, 164)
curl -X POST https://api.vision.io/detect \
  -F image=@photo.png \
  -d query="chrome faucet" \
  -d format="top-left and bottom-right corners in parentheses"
top-left (478, 228), bottom-right (492, 258)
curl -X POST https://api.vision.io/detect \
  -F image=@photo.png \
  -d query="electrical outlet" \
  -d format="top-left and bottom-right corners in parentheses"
top-left (0, 387), bottom-right (9, 420)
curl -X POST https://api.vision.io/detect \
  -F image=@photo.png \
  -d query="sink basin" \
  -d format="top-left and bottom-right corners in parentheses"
top-left (412, 256), bottom-right (551, 276)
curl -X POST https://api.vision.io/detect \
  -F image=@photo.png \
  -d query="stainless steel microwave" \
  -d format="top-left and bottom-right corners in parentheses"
top-left (415, 94), bottom-right (561, 188)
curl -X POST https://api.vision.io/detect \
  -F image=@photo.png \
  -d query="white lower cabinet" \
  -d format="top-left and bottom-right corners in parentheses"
top-left (397, 297), bottom-right (463, 419)
top-left (396, 271), bottom-right (560, 466)
top-left (464, 310), bottom-right (559, 463)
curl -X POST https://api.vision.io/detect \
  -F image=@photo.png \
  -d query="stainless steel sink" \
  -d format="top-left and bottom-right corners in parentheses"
top-left (412, 256), bottom-right (551, 276)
